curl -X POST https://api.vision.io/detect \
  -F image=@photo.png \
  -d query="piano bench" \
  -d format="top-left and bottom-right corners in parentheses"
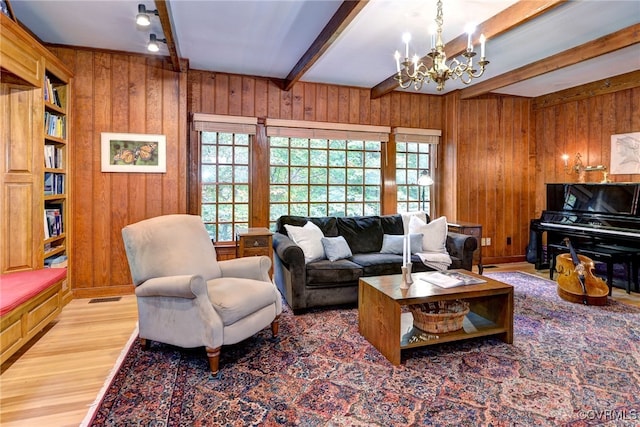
top-left (548, 243), bottom-right (639, 295)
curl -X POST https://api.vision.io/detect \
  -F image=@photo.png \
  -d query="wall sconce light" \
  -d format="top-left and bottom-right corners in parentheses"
top-left (136, 4), bottom-right (158, 27)
top-left (562, 152), bottom-right (609, 182)
top-left (147, 34), bottom-right (167, 52)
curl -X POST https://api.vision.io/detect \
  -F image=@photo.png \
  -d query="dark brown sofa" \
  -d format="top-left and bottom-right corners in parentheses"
top-left (272, 214), bottom-right (477, 313)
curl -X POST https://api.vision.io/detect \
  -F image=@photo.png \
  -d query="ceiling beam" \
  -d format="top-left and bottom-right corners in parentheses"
top-left (156, 0), bottom-right (186, 73)
top-left (532, 70), bottom-right (640, 110)
top-left (281, 0), bottom-right (369, 91)
top-left (370, 0), bottom-right (567, 99)
top-left (460, 23), bottom-right (640, 99)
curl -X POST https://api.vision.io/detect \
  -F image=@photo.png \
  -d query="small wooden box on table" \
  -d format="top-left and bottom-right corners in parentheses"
top-left (358, 270), bottom-right (513, 365)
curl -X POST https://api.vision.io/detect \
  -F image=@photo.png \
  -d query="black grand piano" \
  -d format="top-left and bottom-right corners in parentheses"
top-left (530, 182), bottom-right (640, 291)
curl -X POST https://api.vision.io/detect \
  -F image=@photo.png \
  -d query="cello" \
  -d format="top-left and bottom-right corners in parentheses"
top-left (555, 238), bottom-right (609, 306)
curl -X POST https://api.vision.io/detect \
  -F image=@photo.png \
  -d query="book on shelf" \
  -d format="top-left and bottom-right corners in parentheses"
top-left (44, 173), bottom-right (64, 195)
top-left (45, 255), bottom-right (67, 268)
top-left (419, 271), bottom-right (486, 288)
top-left (45, 207), bottom-right (63, 237)
top-left (44, 112), bottom-right (66, 139)
top-left (44, 145), bottom-right (64, 168)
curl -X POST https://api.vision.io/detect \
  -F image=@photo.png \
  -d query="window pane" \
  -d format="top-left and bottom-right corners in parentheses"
top-left (218, 145), bottom-right (233, 163)
top-left (270, 185), bottom-right (289, 203)
top-left (218, 166), bottom-right (233, 183)
top-left (202, 185), bottom-right (217, 203)
top-left (290, 149), bottom-right (308, 166)
top-left (202, 145), bottom-right (216, 163)
top-left (328, 168), bottom-right (345, 184)
top-left (235, 146), bottom-right (249, 164)
top-left (235, 184), bottom-right (249, 203)
top-left (290, 185), bottom-right (308, 202)
top-left (270, 204), bottom-right (288, 221)
top-left (309, 168), bottom-right (327, 184)
top-left (310, 150), bottom-right (327, 166)
top-left (271, 148), bottom-right (289, 165)
top-left (290, 167), bottom-right (308, 184)
top-left (271, 166), bottom-right (289, 184)
top-left (235, 166), bottom-right (248, 183)
top-left (202, 165), bottom-right (216, 183)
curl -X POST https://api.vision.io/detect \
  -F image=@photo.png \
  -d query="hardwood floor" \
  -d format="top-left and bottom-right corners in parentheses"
top-left (1, 263), bottom-right (638, 426)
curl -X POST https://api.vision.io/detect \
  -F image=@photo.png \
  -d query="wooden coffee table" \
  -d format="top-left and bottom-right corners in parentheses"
top-left (358, 270), bottom-right (513, 365)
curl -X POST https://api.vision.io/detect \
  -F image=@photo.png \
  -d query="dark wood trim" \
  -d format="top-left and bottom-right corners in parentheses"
top-left (460, 23), bottom-right (640, 99)
top-left (370, 0), bottom-right (568, 99)
top-left (282, 0), bottom-right (368, 91)
top-left (532, 70), bottom-right (640, 110)
top-left (156, 0), bottom-right (185, 73)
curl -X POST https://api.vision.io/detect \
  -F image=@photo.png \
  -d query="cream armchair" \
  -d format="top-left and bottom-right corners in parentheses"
top-left (121, 214), bottom-right (282, 374)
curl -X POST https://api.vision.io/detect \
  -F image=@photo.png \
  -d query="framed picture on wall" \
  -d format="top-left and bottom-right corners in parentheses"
top-left (101, 132), bottom-right (166, 173)
top-left (610, 132), bottom-right (640, 174)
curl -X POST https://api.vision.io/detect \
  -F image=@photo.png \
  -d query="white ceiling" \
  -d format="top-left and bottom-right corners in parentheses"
top-left (9, 0), bottom-right (640, 98)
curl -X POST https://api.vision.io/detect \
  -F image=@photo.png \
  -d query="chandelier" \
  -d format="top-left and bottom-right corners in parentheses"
top-left (393, 0), bottom-right (489, 91)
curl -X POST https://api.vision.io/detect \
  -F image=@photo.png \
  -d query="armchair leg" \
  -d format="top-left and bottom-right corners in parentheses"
top-left (140, 338), bottom-right (150, 350)
top-left (206, 347), bottom-right (220, 374)
top-left (271, 315), bottom-right (280, 337)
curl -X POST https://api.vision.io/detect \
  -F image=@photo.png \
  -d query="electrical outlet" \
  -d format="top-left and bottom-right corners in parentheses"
top-left (486, 237), bottom-right (491, 246)
top-left (481, 238), bottom-right (491, 246)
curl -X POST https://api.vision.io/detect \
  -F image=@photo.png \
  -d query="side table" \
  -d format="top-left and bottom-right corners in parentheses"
top-left (447, 221), bottom-right (483, 274)
top-left (236, 227), bottom-right (273, 275)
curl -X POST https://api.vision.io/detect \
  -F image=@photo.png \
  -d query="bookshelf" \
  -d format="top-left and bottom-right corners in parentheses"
top-left (1, 12), bottom-right (73, 302)
top-left (43, 71), bottom-right (69, 267)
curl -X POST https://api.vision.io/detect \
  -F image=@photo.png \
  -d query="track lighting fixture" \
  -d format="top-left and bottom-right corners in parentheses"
top-left (136, 4), bottom-right (158, 27)
top-left (147, 34), bottom-right (166, 52)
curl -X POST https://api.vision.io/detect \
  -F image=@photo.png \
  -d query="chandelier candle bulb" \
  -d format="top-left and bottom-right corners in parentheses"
top-left (403, 32), bottom-right (411, 58)
top-left (480, 34), bottom-right (486, 57)
top-left (395, 51), bottom-right (401, 72)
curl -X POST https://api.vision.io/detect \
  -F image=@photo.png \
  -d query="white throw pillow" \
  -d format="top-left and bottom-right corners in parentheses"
top-left (284, 221), bottom-right (326, 263)
top-left (400, 211), bottom-right (427, 235)
top-left (408, 215), bottom-right (448, 254)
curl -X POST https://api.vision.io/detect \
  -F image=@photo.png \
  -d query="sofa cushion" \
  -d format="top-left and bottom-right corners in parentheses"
top-left (284, 221), bottom-right (326, 263)
top-left (336, 216), bottom-right (384, 254)
top-left (380, 233), bottom-right (422, 255)
top-left (379, 214), bottom-right (404, 235)
top-left (350, 253), bottom-right (404, 276)
top-left (305, 259), bottom-right (363, 286)
top-left (321, 236), bottom-right (353, 262)
top-left (277, 215), bottom-right (338, 237)
top-left (409, 215), bottom-right (448, 254)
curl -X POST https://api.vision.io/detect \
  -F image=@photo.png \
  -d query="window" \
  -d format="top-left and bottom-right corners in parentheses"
top-left (269, 137), bottom-right (383, 228)
top-left (267, 119), bottom-right (390, 230)
top-left (200, 131), bottom-right (250, 242)
top-left (396, 142), bottom-right (433, 214)
top-left (193, 114), bottom-right (257, 243)
top-left (394, 128), bottom-right (441, 216)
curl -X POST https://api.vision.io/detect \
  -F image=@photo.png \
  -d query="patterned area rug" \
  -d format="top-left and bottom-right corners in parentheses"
top-left (85, 272), bottom-right (640, 426)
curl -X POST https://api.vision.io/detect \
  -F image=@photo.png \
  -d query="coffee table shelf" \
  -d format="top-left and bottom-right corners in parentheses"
top-left (400, 311), bottom-right (508, 349)
top-left (359, 270), bottom-right (514, 365)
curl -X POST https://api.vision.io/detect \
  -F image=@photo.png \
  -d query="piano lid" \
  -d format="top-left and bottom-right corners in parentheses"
top-left (546, 183), bottom-right (640, 216)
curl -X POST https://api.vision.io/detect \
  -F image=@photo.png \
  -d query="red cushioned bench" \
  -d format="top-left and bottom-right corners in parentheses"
top-left (1, 268), bottom-right (67, 364)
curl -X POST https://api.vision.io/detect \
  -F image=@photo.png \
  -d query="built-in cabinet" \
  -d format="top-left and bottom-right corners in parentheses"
top-left (1, 13), bottom-right (73, 302)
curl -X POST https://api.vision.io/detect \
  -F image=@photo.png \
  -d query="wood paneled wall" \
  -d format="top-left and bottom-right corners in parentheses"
top-left (45, 46), bottom-right (638, 296)
top-left (533, 86), bottom-right (640, 215)
top-left (48, 47), bottom-right (188, 297)
top-left (442, 93), bottom-right (535, 263)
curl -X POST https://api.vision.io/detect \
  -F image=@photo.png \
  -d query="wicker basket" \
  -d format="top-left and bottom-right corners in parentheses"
top-left (409, 300), bottom-right (470, 334)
